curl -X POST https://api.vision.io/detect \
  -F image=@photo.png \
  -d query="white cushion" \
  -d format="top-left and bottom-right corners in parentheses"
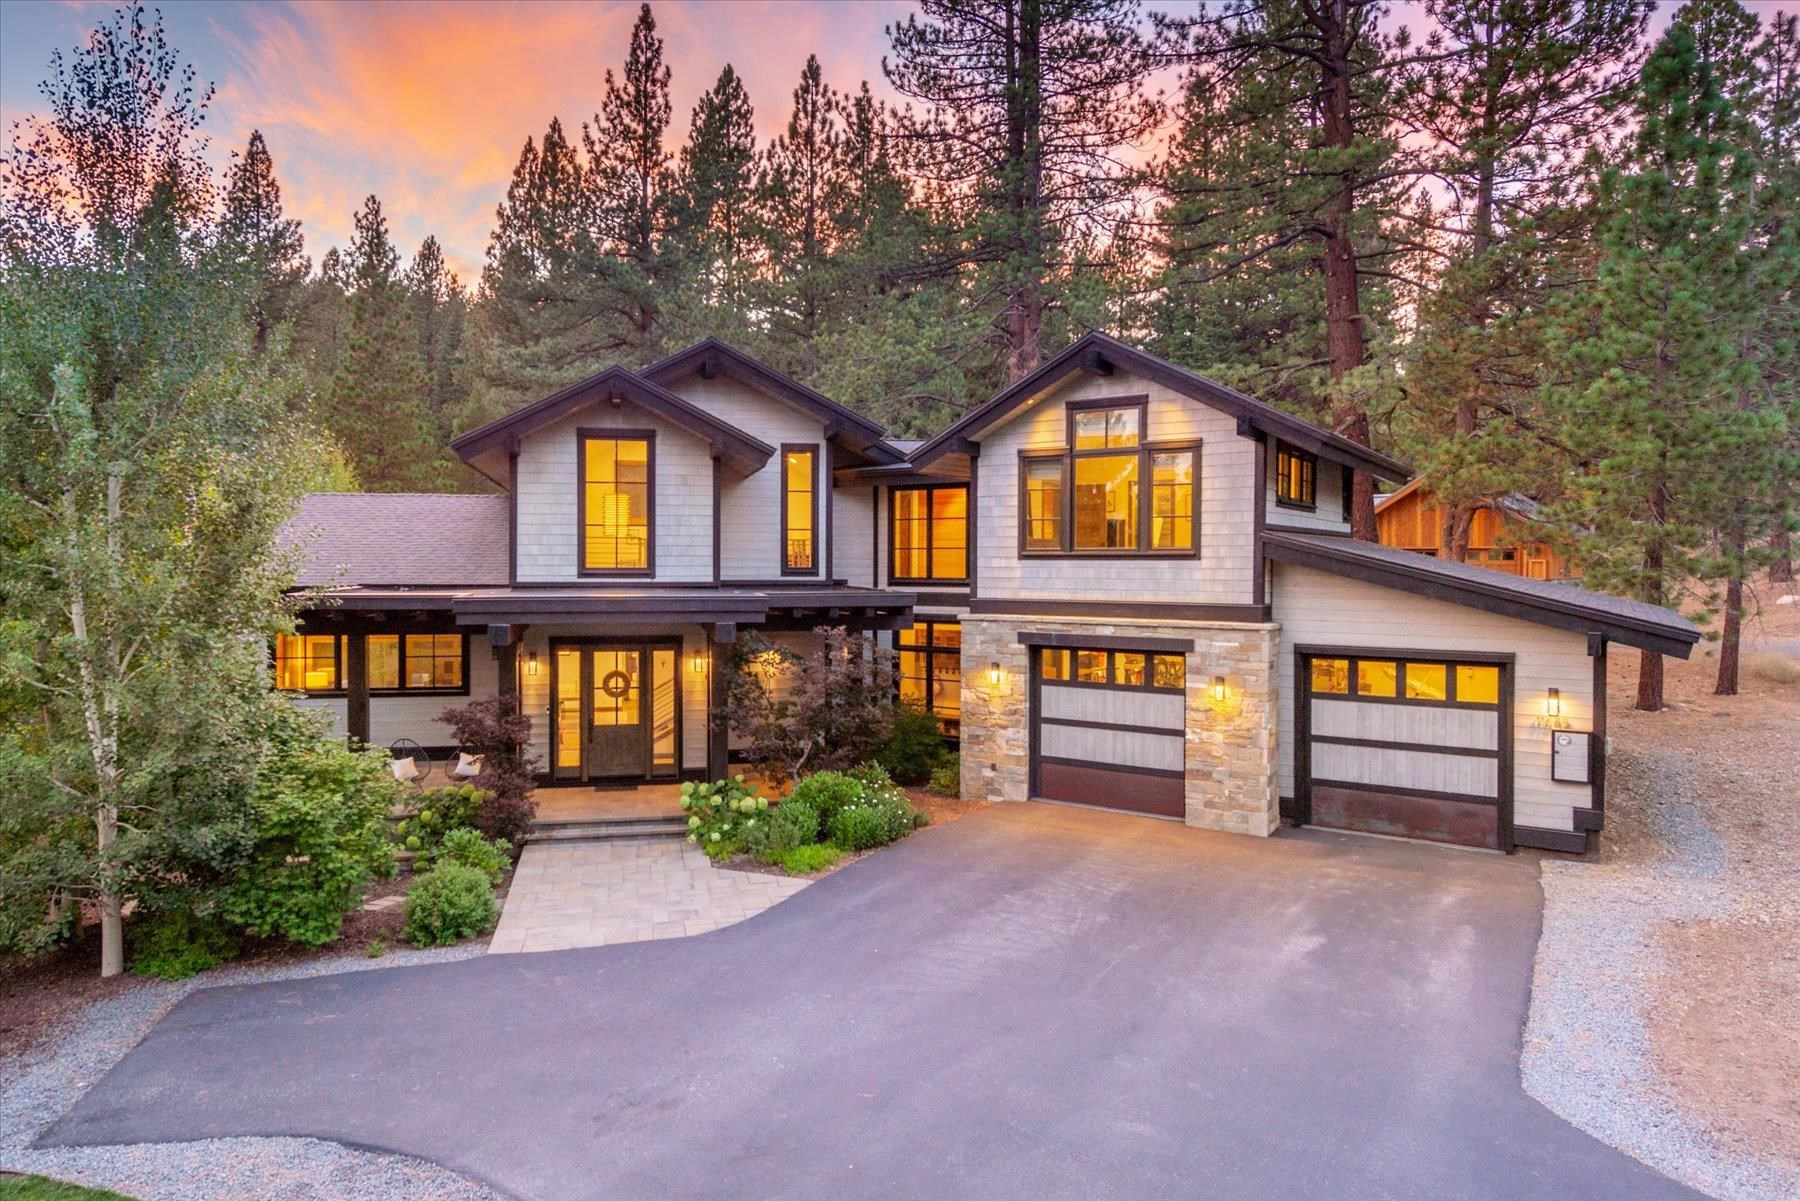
top-left (454, 752), bottom-right (484, 778)
top-left (390, 756), bottom-right (419, 782)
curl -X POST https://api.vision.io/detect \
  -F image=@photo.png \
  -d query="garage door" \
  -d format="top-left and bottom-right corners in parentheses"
top-left (1030, 645), bottom-right (1187, 818)
top-left (1297, 651), bottom-right (1512, 850)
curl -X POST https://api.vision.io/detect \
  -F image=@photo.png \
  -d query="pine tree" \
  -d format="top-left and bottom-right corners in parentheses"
top-left (405, 235), bottom-right (471, 462)
top-left (758, 54), bottom-right (844, 365)
top-left (671, 64), bottom-right (759, 334)
top-left (215, 130), bottom-right (307, 353)
top-left (589, 3), bottom-right (672, 284)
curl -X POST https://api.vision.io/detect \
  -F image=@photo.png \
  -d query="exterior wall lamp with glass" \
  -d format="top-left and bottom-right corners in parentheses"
top-left (1546, 687), bottom-right (1561, 718)
top-left (527, 652), bottom-right (539, 676)
top-left (987, 661), bottom-right (1003, 686)
top-left (1212, 675), bottom-right (1227, 702)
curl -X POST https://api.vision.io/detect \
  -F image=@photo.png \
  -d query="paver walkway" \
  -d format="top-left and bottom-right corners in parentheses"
top-left (488, 839), bottom-right (809, 954)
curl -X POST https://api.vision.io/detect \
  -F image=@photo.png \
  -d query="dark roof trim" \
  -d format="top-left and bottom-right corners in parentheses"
top-left (641, 339), bottom-right (904, 464)
top-left (450, 364), bottom-right (774, 475)
top-left (448, 585), bottom-right (916, 627)
top-left (834, 464), bottom-right (970, 487)
top-left (1262, 531), bottom-right (1699, 658)
top-left (910, 332), bottom-right (1412, 482)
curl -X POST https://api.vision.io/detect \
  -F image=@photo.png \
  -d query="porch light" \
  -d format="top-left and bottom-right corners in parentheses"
top-left (1212, 675), bottom-right (1227, 702)
top-left (527, 652), bottom-right (539, 676)
top-left (692, 652), bottom-right (707, 674)
top-left (987, 661), bottom-right (1002, 686)
top-left (1546, 687), bottom-right (1561, 718)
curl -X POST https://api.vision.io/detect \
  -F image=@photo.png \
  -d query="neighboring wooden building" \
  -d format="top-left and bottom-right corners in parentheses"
top-left (1375, 477), bottom-right (1579, 581)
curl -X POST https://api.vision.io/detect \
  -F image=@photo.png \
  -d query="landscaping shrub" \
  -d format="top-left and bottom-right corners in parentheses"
top-left (723, 627), bottom-right (899, 783)
top-left (439, 694), bottom-right (540, 842)
top-left (394, 784), bottom-right (486, 855)
top-left (430, 826), bottom-right (511, 885)
top-left (784, 770), bottom-right (863, 833)
top-left (875, 704), bottom-right (947, 785)
top-left (928, 753), bottom-right (961, 797)
top-left (403, 863), bottom-right (499, 947)
top-left (828, 798), bottom-right (916, 851)
top-left (740, 797), bottom-right (820, 863)
top-left (129, 910), bottom-right (239, 980)
top-left (679, 776), bottom-right (768, 859)
top-left (775, 843), bottom-right (841, 874)
top-left (215, 703), bottom-right (400, 947)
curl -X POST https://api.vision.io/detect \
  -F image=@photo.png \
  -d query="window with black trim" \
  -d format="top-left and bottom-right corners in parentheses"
top-left (1307, 655), bottom-right (1499, 707)
top-left (581, 432), bottom-right (652, 574)
top-left (782, 445), bottom-right (818, 574)
top-left (1019, 400), bottom-right (1199, 556)
top-left (897, 621), bottom-right (961, 735)
top-left (368, 633), bottom-right (467, 693)
top-left (274, 634), bottom-right (341, 694)
top-left (1276, 441), bottom-right (1316, 509)
top-left (1036, 646), bottom-right (1185, 691)
top-left (890, 484), bottom-right (968, 583)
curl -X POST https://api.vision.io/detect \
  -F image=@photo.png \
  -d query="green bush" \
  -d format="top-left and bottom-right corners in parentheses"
top-left (775, 843), bottom-right (841, 874)
top-left (784, 771), bottom-right (863, 833)
top-left (129, 910), bottom-right (239, 980)
top-left (679, 775), bottom-right (768, 858)
top-left (215, 704), bottom-right (401, 947)
top-left (828, 796), bottom-right (916, 851)
top-left (403, 863), bottom-right (499, 947)
top-left (874, 704), bottom-right (946, 785)
top-left (927, 753), bottom-right (960, 797)
top-left (393, 784), bottom-right (487, 855)
top-left (740, 798), bottom-right (821, 863)
top-left (430, 827), bottom-right (511, 885)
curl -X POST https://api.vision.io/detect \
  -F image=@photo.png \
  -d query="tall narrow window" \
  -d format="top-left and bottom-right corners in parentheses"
top-left (582, 433), bottom-right (652, 573)
top-left (1023, 459), bottom-right (1064, 550)
top-left (274, 634), bottom-right (341, 693)
top-left (782, 445), bottom-right (817, 574)
top-left (1275, 441), bottom-right (1317, 509)
top-left (1149, 451), bottom-right (1194, 549)
top-left (890, 484), bottom-right (968, 583)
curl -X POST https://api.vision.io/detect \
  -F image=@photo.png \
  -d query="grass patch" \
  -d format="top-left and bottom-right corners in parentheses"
top-left (1743, 651), bottom-right (1800, 686)
top-left (774, 843), bottom-right (842, 874)
top-left (0, 1176), bottom-right (141, 1201)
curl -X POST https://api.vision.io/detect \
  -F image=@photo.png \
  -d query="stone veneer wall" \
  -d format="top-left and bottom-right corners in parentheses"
top-left (959, 615), bottom-right (1281, 837)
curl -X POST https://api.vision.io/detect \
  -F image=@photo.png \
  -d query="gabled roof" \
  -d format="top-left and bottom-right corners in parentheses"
top-left (281, 493), bottom-right (510, 588)
top-left (640, 338), bottom-right (904, 464)
top-left (909, 332), bottom-right (1412, 482)
top-left (450, 364), bottom-right (776, 485)
top-left (1262, 530), bottom-right (1699, 658)
top-left (1373, 474), bottom-right (1551, 525)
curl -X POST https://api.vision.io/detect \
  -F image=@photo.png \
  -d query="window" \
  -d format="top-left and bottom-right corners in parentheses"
top-left (1020, 401), bottom-right (1198, 556)
top-left (1341, 468), bottom-right (1353, 522)
top-left (1404, 662), bottom-right (1448, 701)
top-left (1357, 660), bottom-right (1399, 697)
top-left (1455, 664), bottom-right (1500, 705)
top-left (582, 433), bottom-right (652, 574)
top-left (1310, 654), bottom-right (1502, 707)
top-left (1037, 646), bottom-right (1185, 692)
top-left (274, 634), bottom-right (340, 693)
top-left (891, 484), bottom-right (968, 583)
top-left (782, 445), bottom-right (818, 573)
top-left (897, 621), bottom-right (961, 735)
top-left (1310, 657), bottom-right (1350, 694)
top-left (1276, 441), bottom-right (1317, 510)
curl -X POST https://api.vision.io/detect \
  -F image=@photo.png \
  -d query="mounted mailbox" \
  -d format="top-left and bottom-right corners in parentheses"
top-left (1551, 730), bottom-right (1591, 784)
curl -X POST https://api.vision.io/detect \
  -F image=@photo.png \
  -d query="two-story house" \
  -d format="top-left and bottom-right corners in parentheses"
top-left (281, 334), bottom-right (1697, 855)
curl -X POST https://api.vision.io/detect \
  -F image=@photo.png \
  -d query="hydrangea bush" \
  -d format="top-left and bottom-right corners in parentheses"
top-left (679, 775), bottom-right (769, 859)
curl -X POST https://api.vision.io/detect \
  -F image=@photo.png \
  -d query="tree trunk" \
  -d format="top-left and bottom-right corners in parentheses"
top-left (1636, 648), bottom-right (1664, 712)
top-left (1443, 500), bottom-right (1476, 563)
top-left (1772, 528), bottom-right (1793, 583)
top-left (1003, 0), bottom-right (1046, 382)
top-left (1635, 484), bottom-right (1669, 712)
top-left (1715, 550), bottom-right (1743, 696)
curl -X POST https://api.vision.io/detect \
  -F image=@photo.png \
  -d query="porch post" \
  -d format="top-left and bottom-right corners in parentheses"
top-left (489, 624), bottom-right (520, 699)
top-left (345, 633), bottom-right (370, 747)
top-left (706, 623), bottom-right (735, 781)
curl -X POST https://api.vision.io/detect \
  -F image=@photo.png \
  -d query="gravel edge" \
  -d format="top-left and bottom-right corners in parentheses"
top-left (0, 944), bottom-right (510, 1201)
top-left (1520, 749), bottom-right (1798, 1201)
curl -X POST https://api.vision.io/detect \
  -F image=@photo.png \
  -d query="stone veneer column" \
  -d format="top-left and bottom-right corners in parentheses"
top-left (959, 614), bottom-right (1281, 837)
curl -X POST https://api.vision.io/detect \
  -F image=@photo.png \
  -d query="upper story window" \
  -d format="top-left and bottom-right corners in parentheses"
top-left (891, 484), bottom-right (968, 583)
top-left (274, 634), bottom-right (340, 694)
top-left (782, 445), bottom-right (818, 574)
top-left (582, 432), bottom-right (653, 575)
top-left (1020, 401), bottom-right (1198, 557)
top-left (368, 633), bottom-right (466, 693)
top-left (1275, 441), bottom-right (1317, 510)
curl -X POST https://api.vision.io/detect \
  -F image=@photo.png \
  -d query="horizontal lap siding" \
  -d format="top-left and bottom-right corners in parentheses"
top-left (976, 370), bottom-right (1256, 604)
top-left (518, 625), bottom-right (709, 773)
top-left (1273, 564), bottom-right (1594, 832)
top-left (514, 407), bottom-right (712, 583)
top-left (835, 483), bottom-right (874, 586)
top-left (676, 377), bottom-right (831, 581)
top-left (291, 696), bottom-right (347, 738)
top-left (368, 647), bottom-right (499, 746)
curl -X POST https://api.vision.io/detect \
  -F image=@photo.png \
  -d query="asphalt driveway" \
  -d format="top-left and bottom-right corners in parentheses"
top-left (44, 804), bottom-right (1704, 1201)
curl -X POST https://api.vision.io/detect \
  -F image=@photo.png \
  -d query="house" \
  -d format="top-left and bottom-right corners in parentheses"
top-left (1375, 476), bottom-right (1580, 580)
top-left (279, 334), bottom-right (1698, 855)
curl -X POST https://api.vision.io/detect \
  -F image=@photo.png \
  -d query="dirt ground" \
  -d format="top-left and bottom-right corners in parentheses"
top-left (1605, 586), bottom-right (1800, 1177)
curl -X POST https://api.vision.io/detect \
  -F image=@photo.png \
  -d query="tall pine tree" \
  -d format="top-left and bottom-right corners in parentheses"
top-left (214, 129), bottom-right (307, 354)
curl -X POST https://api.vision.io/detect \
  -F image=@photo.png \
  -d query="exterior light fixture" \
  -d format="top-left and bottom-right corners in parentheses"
top-left (692, 653), bottom-right (707, 674)
top-left (1212, 675), bottom-right (1227, 702)
top-left (526, 652), bottom-right (539, 676)
top-left (987, 661), bottom-right (1002, 686)
top-left (1546, 687), bottom-right (1561, 717)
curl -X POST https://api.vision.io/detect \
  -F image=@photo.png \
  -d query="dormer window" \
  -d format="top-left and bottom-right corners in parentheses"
top-left (1019, 400), bottom-right (1199, 557)
top-left (1276, 441), bottom-right (1317, 510)
top-left (581, 431), bottom-right (653, 575)
top-left (782, 445), bottom-right (818, 574)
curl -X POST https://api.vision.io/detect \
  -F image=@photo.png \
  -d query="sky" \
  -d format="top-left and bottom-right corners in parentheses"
top-left (0, 0), bottom-right (913, 282)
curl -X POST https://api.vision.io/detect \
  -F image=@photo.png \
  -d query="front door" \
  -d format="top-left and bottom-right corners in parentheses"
top-left (551, 640), bottom-right (682, 783)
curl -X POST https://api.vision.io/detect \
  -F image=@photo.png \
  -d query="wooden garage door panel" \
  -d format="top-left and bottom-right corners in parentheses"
top-left (1311, 743), bottom-right (1498, 798)
top-left (1311, 785), bottom-right (1500, 851)
top-left (1039, 684), bottom-right (1184, 731)
top-left (1037, 760), bottom-right (1185, 819)
top-left (1310, 699), bottom-right (1498, 750)
top-left (1039, 724), bottom-right (1185, 772)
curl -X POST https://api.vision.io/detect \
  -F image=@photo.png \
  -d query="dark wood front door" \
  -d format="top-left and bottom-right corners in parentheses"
top-left (587, 648), bottom-right (647, 778)
top-left (550, 640), bottom-right (683, 783)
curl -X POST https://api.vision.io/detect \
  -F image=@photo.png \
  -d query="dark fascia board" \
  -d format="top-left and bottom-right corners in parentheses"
top-left (450, 364), bottom-right (775, 476)
top-left (641, 339), bottom-right (905, 464)
top-left (449, 585), bottom-right (916, 626)
top-left (833, 463), bottom-right (971, 486)
top-left (1262, 531), bottom-right (1700, 659)
top-left (909, 331), bottom-right (1413, 482)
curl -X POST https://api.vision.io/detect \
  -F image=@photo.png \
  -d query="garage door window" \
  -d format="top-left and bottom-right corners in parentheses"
top-left (1311, 654), bottom-right (1500, 708)
top-left (1456, 664), bottom-right (1500, 704)
top-left (1036, 646), bottom-right (1184, 692)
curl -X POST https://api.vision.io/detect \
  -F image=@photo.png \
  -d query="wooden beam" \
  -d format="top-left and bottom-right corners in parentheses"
top-left (345, 634), bottom-right (370, 747)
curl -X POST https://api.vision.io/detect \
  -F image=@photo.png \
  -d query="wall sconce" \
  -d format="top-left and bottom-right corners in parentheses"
top-left (692, 653), bottom-right (707, 674)
top-left (1546, 687), bottom-right (1561, 718)
top-left (987, 661), bottom-right (1003, 686)
top-left (1212, 675), bottom-right (1227, 702)
top-left (526, 651), bottom-right (539, 676)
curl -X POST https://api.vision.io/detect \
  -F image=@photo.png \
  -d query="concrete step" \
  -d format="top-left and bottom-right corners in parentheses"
top-left (522, 817), bottom-right (688, 844)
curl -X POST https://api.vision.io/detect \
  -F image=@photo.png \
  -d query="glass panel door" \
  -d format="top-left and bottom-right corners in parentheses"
top-left (650, 648), bottom-right (678, 776)
top-left (553, 647), bottom-right (582, 779)
top-left (587, 649), bottom-right (646, 778)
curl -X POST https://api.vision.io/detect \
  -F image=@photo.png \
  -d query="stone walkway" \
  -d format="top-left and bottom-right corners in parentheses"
top-left (488, 839), bottom-right (810, 954)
